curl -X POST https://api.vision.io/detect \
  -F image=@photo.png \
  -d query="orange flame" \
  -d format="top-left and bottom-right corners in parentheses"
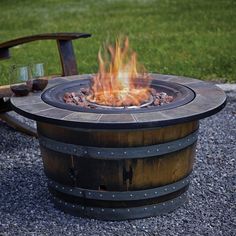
top-left (87, 38), bottom-right (151, 107)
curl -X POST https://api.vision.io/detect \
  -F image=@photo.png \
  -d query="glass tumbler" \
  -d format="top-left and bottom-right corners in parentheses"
top-left (9, 65), bottom-right (32, 96)
top-left (30, 63), bottom-right (48, 91)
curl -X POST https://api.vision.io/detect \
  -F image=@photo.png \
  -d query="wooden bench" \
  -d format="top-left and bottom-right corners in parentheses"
top-left (0, 32), bottom-right (91, 135)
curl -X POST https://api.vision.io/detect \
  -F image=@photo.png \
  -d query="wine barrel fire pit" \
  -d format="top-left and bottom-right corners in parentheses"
top-left (10, 73), bottom-right (226, 220)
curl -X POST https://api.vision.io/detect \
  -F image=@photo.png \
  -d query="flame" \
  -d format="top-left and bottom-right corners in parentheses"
top-left (87, 38), bottom-right (151, 107)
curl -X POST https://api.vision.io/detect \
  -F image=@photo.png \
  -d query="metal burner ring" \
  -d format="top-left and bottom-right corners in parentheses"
top-left (86, 95), bottom-right (154, 109)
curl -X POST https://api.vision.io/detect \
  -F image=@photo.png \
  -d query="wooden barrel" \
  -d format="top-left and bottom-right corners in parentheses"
top-left (37, 120), bottom-right (198, 220)
top-left (10, 74), bottom-right (226, 220)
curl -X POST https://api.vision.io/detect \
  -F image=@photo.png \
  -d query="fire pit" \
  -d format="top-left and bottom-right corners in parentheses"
top-left (41, 78), bottom-right (195, 113)
top-left (7, 37), bottom-right (226, 220)
top-left (10, 73), bottom-right (226, 220)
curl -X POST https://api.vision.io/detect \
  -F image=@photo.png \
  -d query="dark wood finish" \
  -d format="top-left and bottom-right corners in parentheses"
top-left (0, 33), bottom-right (91, 135)
top-left (0, 48), bottom-right (9, 59)
top-left (0, 33), bottom-right (91, 76)
top-left (0, 33), bottom-right (91, 54)
top-left (0, 98), bottom-right (11, 113)
top-left (38, 118), bottom-right (197, 218)
top-left (0, 113), bottom-right (37, 137)
top-left (38, 121), bottom-right (198, 191)
top-left (8, 74), bottom-right (226, 219)
top-left (41, 143), bottom-right (196, 191)
top-left (57, 40), bottom-right (78, 76)
top-left (37, 121), bottom-right (198, 147)
top-left (0, 85), bottom-right (12, 99)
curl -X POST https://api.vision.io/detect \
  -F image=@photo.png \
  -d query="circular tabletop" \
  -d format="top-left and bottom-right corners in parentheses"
top-left (10, 74), bottom-right (227, 129)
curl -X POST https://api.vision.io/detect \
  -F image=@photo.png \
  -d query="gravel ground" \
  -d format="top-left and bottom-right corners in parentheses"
top-left (0, 92), bottom-right (235, 236)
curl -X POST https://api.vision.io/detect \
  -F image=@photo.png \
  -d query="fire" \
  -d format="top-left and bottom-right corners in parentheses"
top-left (86, 38), bottom-right (151, 107)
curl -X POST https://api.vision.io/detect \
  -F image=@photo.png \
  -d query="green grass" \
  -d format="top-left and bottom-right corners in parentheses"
top-left (0, 0), bottom-right (236, 85)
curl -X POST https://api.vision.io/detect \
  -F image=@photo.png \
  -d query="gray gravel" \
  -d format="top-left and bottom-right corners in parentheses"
top-left (0, 92), bottom-right (235, 236)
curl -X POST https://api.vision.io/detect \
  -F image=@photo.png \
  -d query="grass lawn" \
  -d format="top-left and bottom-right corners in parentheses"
top-left (0, 0), bottom-right (235, 85)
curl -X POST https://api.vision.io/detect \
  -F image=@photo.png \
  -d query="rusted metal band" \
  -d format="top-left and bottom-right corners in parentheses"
top-left (47, 175), bottom-right (191, 201)
top-left (50, 192), bottom-right (187, 221)
top-left (39, 130), bottom-right (198, 159)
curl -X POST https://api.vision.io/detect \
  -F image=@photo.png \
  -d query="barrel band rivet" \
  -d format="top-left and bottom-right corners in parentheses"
top-left (47, 175), bottom-right (191, 201)
top-left (39, 130), bottom-right (198, 159)
top-left (52, 193), bottom-right (187, 220)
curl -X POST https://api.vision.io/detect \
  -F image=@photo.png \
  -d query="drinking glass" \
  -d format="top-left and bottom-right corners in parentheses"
top-left (9, 65), bottom-right (32, 96)
top-left (30, 63), bottom-right (48, 91)
top-left (31, 63), bottom-right (45, 78)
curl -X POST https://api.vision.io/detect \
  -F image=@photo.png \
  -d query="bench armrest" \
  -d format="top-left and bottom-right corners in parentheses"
top-left (0, 32), bottom-right (91, 76)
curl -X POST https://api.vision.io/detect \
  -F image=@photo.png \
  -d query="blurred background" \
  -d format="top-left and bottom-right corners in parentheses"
top-left (0, 0), bottom-right (235, 85)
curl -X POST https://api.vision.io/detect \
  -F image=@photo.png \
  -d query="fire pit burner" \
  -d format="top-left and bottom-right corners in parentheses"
top-left (86, 95), bottom-right (154, 109)
top-left (10, 74), bottom-right (226, 220)
top-left (41, 77), bottom-right (195, 114)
